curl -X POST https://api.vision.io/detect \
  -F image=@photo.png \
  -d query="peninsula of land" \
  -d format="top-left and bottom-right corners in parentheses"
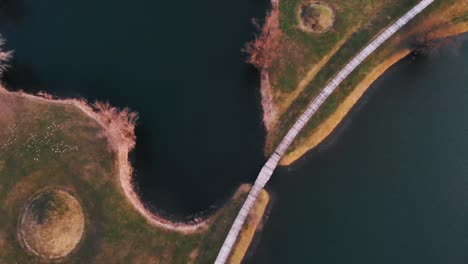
top-left (0, 86), bottom-right (268, 263)
top-left (251, 0), bottom-right (468, 165)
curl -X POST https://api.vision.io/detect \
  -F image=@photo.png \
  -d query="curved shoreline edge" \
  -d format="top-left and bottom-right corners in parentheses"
top-left (0, 87), bottom-right (269, 239)
top-left (257, 18), bottom-right (468, 166)
top-left (278, 26), bottom-right (468, 166)
top-left (254, 0), bottom-right (468, 166)
top-left (217, 1), bottom-right (440, 262)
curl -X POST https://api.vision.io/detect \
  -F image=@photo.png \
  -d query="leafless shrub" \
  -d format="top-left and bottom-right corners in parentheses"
top-left (37, 91), bottom-right (54, 100)
top-left (93, 101), bottom-right (138, 150)
top-left (0, 36), bottom-right (13, 75)
top-left (243, 8), bottom-right (281, 69)
top-left (410, 31), bottom-right (462, 58)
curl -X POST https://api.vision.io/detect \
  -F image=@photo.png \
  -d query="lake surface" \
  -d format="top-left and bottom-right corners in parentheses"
top-left (1, 0), bottom-right (468, 262)
top-left (249, 36), bottom-right (468, 263)
top-left (0, 0), bottom-right (268, 219)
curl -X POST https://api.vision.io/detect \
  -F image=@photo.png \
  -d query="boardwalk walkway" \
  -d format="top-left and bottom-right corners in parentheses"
top-left (215, 0), bottom-right (434, 262)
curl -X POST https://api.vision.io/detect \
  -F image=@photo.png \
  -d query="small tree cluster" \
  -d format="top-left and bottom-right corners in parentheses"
top-left (93, 101), bottom-right (138, 150)
top-left (0, 36), bottom-right (13, 75)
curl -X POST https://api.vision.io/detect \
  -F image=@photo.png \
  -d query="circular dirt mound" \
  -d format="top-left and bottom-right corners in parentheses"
top-left (18, 189), bottom-right (85, 260)
top-left (298, 2), bottom-right (335, 33)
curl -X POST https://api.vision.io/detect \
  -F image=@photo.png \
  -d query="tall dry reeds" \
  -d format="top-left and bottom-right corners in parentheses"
top-left (92, 101), bottom-right (138, 150)
top-left (0, 36), bottom-right (13, 75)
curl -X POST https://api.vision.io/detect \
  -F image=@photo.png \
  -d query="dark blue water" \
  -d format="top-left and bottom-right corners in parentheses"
top-left (1, 1), bottom-right (468, 262)
top-left (0, 0), bottom-right (268, 218)
top-left (249, 36), bottom-right (468, 263)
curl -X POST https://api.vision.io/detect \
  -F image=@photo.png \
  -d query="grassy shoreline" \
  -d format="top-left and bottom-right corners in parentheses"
top-left (281, 26), bottom-right (468, 165)
top-left (0, 87), bottom-right (269, 263)
top-left (228, 189), bottom-right (269, 264)
top-left (256, 0), bottom-right (468, 165)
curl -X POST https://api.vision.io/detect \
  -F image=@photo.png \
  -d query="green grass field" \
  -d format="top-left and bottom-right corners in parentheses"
top-left (265, 0), bottom-right (468, 158)
top-left (0, 91), bottom-right (260, 263)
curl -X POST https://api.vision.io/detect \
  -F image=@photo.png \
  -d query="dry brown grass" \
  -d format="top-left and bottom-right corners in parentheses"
top-left (273, 26), bottom-right (357, 124)
top-left (253, 0), bottom-right (386, 130)
top-left (228, 189), bottom-right (269, 264)
top-left (0, 58), bottom-right (269, 264)
top-left (297, 2), bottom-right (335, 33)
top-left (280, 10), bottom-right (468, 165)
top-left (18, 188), bottom-right (85, 261)
top-left (281, 48), bottom-right (410, 165)
top-left (187, 249), bottom-right (199, 264)
top-left (257, 0), bottom-right (468, 164)
top-left (245, 3), bottom-right (282, 70)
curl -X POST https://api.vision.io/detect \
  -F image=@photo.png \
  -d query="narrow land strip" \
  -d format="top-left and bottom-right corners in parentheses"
top-left (215, 0), bottom-right (435, 262)
top-left (228, 189), bottom-right (269, 264)
top-left (281, 23), bottom-right (468, 165)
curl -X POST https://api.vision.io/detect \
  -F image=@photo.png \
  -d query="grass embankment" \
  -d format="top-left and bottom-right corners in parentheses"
top-left (261, 0), bottom-right (468, 164)
top-left (265, 0), bottom-right (395, 117)
top-left (228, 189), bottom-right (269, 264)
top-left (0, 89), bottom-right (268, 263)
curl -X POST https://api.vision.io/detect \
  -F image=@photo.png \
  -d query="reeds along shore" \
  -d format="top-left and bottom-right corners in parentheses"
top-left (0, 87), bottom-right (210, 233)
top-left (248, 1), bottom-right (468, 166)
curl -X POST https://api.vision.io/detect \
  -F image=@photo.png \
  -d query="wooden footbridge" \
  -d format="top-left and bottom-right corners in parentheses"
top-left (215, 0), bottom-right (435, 262)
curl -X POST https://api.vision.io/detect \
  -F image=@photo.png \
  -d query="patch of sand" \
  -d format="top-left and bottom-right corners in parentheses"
top-left (0, 232), bottom-right (5, 249)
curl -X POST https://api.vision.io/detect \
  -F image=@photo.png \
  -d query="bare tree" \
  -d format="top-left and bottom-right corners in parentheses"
top-left (0, 36), bottom-right (13, 75)
top-left (410, 31), bottom-right (459, 58)
top-left (93, 101), bottom-right (138, 149)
